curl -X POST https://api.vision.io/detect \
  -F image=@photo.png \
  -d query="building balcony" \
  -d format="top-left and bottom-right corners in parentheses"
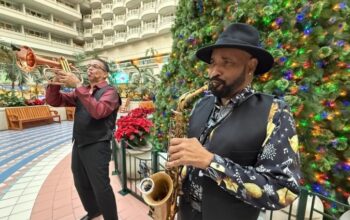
top-left (141, 24), bottom-right (157, 38)
top-left (75, 31), bottom-right (85, 42)
top-left (125, 9), bottom-right (140, 25)
top-left (0, 27), bottom-right (83, 59)
top-left (113, 0), bottom-right (126, 13)
top-left (158, 16), bottom-right (174, 34)
top-left (1, 3), bottom-right (78, 37)
top-left (140, 2), bottom-right (157, 20)
top-left (101, 3), bottom-right (114, 19)
top-left (83, 29), bottom-right (93, 40)
top-left (90, 0), bottom-right (102, 9)
top-left (114, 32), bottom-right (126, 45)
top-left (102, 20), bottom-right (114, 34)
top-left (113, 16), bottom-right (127, 30)
top-left (158, 0), bottom-right (177, 14)
top-left (125, 0), bottom-right (141, 8)
top-left (92, 25), bottom-right (103, 37)
top-left (103, 36), bottom-right (114, 48)
top-left (91, 9), bottom-right (102, 23)
top-left (94, 39), bottom-right (104, 50)
top-left (126, 29), bottom-right (140, 42)
top-left (83, 15), bottom-right (92, 27)
top-left (85, 42), bottom-right (94, 52)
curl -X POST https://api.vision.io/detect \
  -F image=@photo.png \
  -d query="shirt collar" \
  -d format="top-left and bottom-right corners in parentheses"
top-left (214, 85), bottom-right (255, 107)
top-left (87, 80), bottom-right (108, 90)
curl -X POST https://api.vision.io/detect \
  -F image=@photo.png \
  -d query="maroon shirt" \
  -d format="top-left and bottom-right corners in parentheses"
top-left (46, 81), bottom-right (120, 119)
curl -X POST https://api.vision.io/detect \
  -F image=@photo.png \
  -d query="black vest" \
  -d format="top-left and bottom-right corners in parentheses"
top-left (73, 85), bottom-right (117, 147)
top-left (183, 93), bottom-right (273, 220)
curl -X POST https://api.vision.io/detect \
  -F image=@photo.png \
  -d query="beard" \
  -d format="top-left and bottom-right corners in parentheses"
top-left (208, 68), bottom-right (247, 99)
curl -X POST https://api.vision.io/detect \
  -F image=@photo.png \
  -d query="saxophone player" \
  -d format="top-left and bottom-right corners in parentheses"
top-left (167, 23), bottom-right (301, 220)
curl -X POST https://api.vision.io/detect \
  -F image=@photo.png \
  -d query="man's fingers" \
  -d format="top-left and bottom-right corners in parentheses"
top-left (166, 160), bottom-right (180, 168)
top-left (168, 150), bottom-right (183, 162)
top-left (169, 138), bottom-right (185, 145)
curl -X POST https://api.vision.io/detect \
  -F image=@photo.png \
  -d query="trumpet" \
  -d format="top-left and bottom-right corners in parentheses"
top-left (12, 45), bottom-right (83, 85)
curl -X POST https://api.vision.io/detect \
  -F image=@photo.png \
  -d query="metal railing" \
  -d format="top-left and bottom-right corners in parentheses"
top-left (112, 140), bottom-right (350, 219)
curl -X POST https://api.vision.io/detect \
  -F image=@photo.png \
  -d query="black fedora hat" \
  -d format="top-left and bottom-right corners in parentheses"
top-left (196, 23), bottom-right (274, 75)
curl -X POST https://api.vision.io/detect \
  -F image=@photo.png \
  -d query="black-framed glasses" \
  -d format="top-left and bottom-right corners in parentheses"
top-left (86, 64), bottom-right (106, 72)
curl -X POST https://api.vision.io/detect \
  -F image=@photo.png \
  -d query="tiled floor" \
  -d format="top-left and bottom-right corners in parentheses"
top-left (0, 121), bottom-right (151, 220)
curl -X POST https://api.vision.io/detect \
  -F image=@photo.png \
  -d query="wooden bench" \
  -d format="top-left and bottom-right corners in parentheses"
top-left (5, 105), bottom-right (61, 130)
top-left (66, 107), bottom-right (76, 121)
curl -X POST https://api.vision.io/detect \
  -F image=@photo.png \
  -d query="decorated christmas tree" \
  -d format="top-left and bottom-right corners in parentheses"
top-left (150, 0), bottom-right (350, 216)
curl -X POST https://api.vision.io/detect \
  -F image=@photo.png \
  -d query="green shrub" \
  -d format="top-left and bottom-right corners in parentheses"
top-left (0, 91), bottom-right (26, 107)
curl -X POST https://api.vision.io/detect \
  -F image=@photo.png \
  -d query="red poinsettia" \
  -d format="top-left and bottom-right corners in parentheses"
top-left (25, 98), bottom-right (45, 106)
top-left (115, 107), bottom-right (154, 147)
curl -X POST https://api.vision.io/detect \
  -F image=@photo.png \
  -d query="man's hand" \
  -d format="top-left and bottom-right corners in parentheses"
top-left (166, 137), bottom-right (214, 169)
top-left (56, 70), bottom-right (82, 88)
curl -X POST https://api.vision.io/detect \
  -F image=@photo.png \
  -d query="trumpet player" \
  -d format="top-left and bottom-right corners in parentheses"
top-left (46, 58), bottom-right (121, 220)
top-left (167, 23), bottom-right (301, 220)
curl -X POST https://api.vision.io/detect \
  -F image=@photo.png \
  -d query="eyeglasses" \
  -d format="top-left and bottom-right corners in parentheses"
top-left (86, 64), bottom-right (106, 72)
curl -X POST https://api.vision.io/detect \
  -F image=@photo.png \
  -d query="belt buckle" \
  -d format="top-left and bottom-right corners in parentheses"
top-left (190, 200), bottom-right (202, 212)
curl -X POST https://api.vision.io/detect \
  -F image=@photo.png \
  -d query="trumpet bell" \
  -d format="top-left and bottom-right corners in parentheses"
top-left (141, 172), bottom-right (173, 207)
top-left (15, 46), bottom-right (37, 72)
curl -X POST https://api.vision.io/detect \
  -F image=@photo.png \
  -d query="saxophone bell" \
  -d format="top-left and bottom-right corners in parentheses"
top-left (140, 172), bottom-right (173, 207)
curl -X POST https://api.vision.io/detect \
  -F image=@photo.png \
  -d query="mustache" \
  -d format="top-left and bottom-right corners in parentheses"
top-left (208, 76), bottom-right (225, 89)
top-left (209, 76), bottom-right (225, 84)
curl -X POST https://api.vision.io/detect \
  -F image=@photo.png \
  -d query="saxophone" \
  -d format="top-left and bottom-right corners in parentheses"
top-left (139, 85), bottom-right (208, 220)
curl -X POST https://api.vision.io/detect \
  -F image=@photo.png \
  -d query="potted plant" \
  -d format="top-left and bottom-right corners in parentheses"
top-left (114, 107), bottom-right (154, 179)
top-left (115, 107), bottom-right (154, 150)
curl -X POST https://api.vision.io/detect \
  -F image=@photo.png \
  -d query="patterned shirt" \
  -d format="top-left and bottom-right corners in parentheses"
top-left (188, 86), bottom-right (301, 210)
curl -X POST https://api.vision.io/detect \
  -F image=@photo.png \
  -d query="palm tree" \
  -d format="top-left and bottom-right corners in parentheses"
top-left (31, 67), bottom-right (44, 97)
top-left (128, 61), bottom-right (160, 100)
top-left (0, 41), bottom-right (26, 92)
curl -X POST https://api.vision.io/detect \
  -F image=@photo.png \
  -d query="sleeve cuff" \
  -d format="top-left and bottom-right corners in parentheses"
top-left (205, 154), bottom-right (227, 181)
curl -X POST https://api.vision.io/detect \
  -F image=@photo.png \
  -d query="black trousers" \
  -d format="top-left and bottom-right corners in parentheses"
top-left (178, 200), bottom-right (202, 220)
top-left (72, 141), bottom-right (118, 220)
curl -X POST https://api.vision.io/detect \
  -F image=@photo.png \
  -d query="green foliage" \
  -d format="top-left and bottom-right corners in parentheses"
top-left (151, 0), bottom-right (350, 215)
top-left (0, 91), bottom-right (26, 107)
top-left (127, 63), bottom-right (160, 100)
